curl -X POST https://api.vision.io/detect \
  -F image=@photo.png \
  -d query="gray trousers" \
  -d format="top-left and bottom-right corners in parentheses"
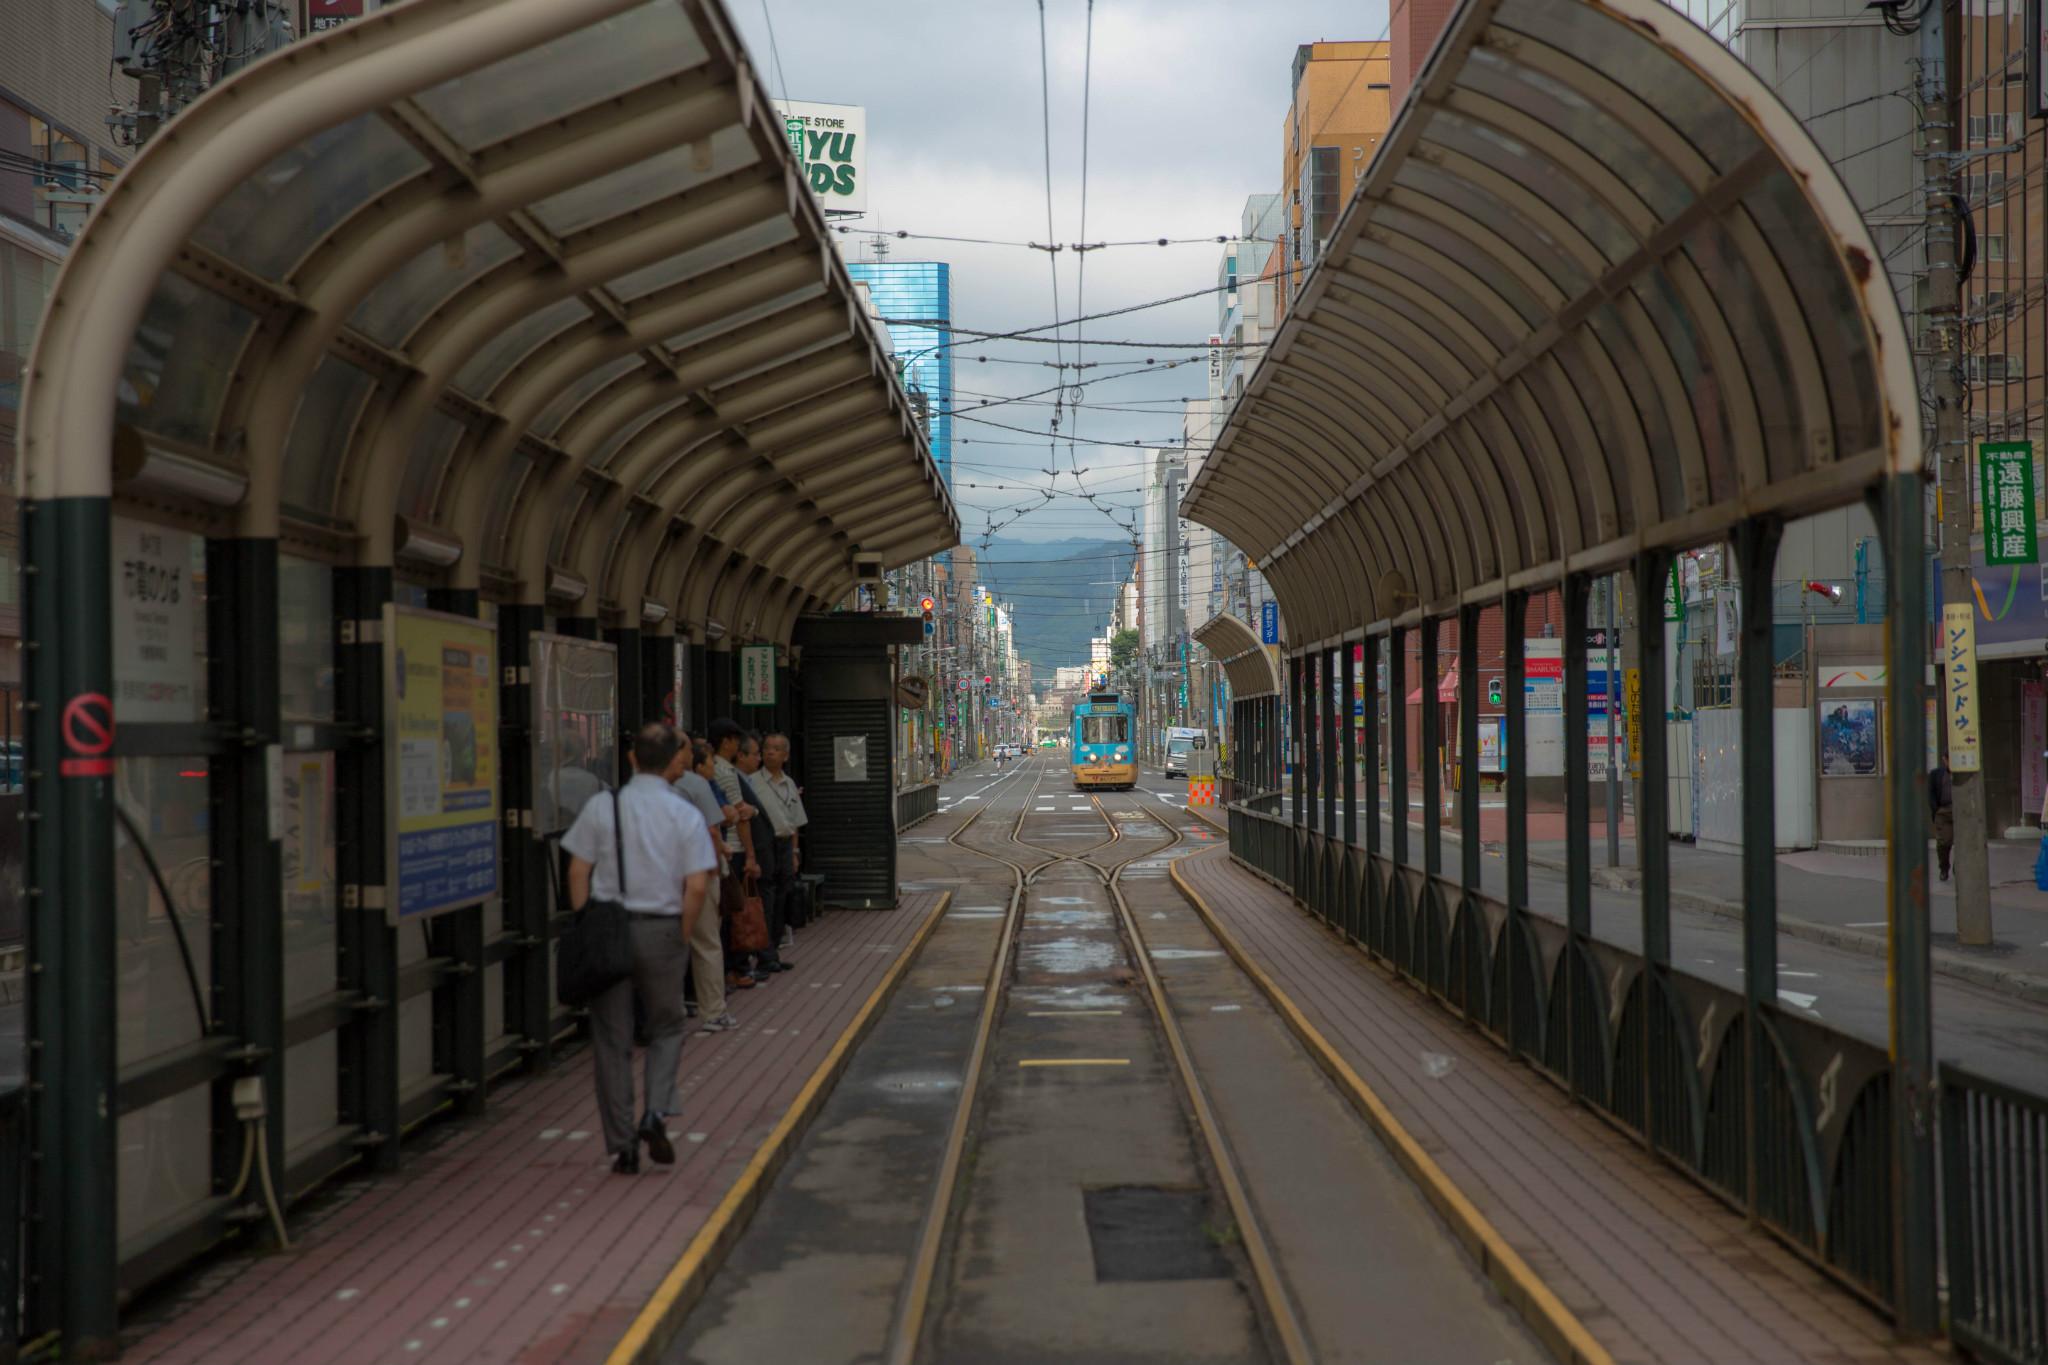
top-left (589, 915), bottom-right (692, 1155)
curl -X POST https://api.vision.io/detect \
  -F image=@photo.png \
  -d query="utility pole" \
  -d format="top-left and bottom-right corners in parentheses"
top-left (1924, 0), bottom-right (1994, 944)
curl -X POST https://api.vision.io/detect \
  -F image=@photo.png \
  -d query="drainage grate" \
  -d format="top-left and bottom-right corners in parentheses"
top-left (1082, 1186), bottom-right (1232, 1282)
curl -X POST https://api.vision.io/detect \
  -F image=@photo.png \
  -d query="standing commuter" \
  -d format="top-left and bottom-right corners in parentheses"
top-left (1931, 761), bottom-right (1956, 882)
top-left (753, 732), bottom-right (809, 950)
top-left (673, 738), bottom-right (740, 1031)
top-left (561, 722), bottom-right (717, 1174)
top-left (735, 734), bottom-right (789, 973)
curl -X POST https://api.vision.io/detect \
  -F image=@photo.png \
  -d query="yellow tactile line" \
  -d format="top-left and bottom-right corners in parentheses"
top-left (1169, 813), bottom-right (1616, 1365)
top-left (603, 889), bottom-right (953, 1365)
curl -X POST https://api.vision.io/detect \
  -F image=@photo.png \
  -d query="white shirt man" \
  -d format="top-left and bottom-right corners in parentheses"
top-left (562, 724), bottom-right (716, 1173)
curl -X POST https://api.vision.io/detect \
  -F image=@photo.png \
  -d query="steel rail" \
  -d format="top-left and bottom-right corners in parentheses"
top-left (884, 754), bottom-right (1045, 1365)
top-left (1090, 790), bottom-right (1313, 1365)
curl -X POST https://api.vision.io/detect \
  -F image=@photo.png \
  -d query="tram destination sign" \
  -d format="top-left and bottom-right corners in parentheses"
top-left (384, 604), bottom-right (500, 922)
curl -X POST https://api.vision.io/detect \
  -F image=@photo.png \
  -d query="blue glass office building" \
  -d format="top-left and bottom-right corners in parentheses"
top-left (846, 261), bottom-right (951, 488)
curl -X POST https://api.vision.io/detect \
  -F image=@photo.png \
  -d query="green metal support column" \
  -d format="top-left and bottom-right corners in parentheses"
top-left (1364, 636), bottom-right (1380, 858)
top-left (1303, 653), bottom-right (1319, 835)
top-left (608, 626), bottom-right (644, 742)
top-left (1388, 628), bottom-right (1408, 869)
top-left (334, 566), bottom-right (398, 1172)
top-left (495, 603), bottom-right (553, 1070)
top-left (24, 496), bottom-right (118, 1356)
top-left (206, 539), bottom-right (286, 1220)
top-left (1633, 555), bottom-right (1671, 968)
top-left (1878, 475), bottom-right (1936, 1335)
top-left (426, 588), bottom-right (485, 1119)
top-left (1563, 574), bottom-right (1591, 1098)
top-left (1504, 592), bottom-right (1529, 1055)
top-left (1734, 516), bottom-right (1784, 1221)
top-left (1421, 616), bottom-right (1441, 876)
top-left (1341, 645), bottom-right (1357, 847)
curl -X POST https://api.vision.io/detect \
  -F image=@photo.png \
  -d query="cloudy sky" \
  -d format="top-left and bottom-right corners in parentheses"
top-left (728, 0), bottom-right (1389, 545)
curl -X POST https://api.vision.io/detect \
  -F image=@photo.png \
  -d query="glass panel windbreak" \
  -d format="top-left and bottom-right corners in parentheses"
top-left (1347, 239), bottom-right (1524, 353)
top-left (396, 407), bottom-right (468, 523)
top-left (118, 1086), bottom-right (209, 1250)
top-left (189, 113), bottom-right (427, 283)
top-left (1371, 203), bottom-right (1551, 330)
top-left (348, 222), bottom-right (521, 350)
top-left (1629, 262), bottom-right (1739, 505)
top-left (118, 274), bottom-right (256, 447)
top-left (280, 353), bottom-right (376, 520)
top-left (410, 0), bottom-right (708, 152)
top-left (529, 126), bottom-right (759, 238)
top-left (282, 751), bottom-right (338, 1008)
top-left (662, 283), bottom-right (826, 352)
top-left (1491, 0), bottom-right (1765, 177)
top-left (1456, 46), bottom-right (1695, 224)
top-left (280, 555), bottom-right (335, 724)
top-left (115, 756), bottom-right (211, 1068)
top-left (451, 296), bottom-right (588, 400)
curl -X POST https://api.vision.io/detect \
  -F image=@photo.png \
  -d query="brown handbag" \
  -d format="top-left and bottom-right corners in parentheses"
top-left (727, 873), bottom-right (773, 954)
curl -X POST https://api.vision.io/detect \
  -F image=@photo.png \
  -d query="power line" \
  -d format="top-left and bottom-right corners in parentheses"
top-left (757, 0), bottom-right (790, 105)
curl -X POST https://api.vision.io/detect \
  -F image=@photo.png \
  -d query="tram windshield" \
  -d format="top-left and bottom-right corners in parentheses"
top-left (1081, 715), bottom-right (1128, 745)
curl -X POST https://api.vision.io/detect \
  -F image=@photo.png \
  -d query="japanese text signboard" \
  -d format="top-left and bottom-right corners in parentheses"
top-left (1944, 602), bottom-right (1982, 772)
top-left (111, 516), bottom-right (200, 722)
top-left (1981, 442), bottom-right (2039, 565)
top-left (740, 644), bottom-right (776, 706)
top-left (385, 605), bottom-right (499, 922)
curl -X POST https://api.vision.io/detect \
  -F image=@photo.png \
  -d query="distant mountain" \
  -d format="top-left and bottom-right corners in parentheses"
top-left (972, 537), bottom-right (1135, 684)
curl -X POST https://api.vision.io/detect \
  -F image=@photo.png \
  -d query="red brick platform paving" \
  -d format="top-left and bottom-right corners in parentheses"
top-left (121, 895), bottom-right (942, 1365)
top-left (1177, 845), bottom-right (1938, 1365)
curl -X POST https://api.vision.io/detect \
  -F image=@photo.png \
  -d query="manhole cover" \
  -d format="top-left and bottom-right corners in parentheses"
top-left (1083, 1187), bottom-right (1231, 1282)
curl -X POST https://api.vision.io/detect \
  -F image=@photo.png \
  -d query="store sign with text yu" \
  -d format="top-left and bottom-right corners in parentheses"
top-left (1982, 441), bottom-right (2039, 565)
top-left (775, 100), bottom-right (866, 211)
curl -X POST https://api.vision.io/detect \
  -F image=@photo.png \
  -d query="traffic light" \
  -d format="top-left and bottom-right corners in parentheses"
top-left (1488, 677), bottom-right (1503, 706)
top-left (920, 596), bottom-right (935, 612)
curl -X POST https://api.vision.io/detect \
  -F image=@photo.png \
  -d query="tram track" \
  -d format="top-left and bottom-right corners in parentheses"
top-left (888, 755), bottom-right (1311, 1365)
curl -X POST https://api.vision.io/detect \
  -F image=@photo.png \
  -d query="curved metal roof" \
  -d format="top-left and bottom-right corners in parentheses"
top-left (22, 0), bottom-right (955, 642)
top-left (1192, 611), bottom-right (1283, 698)
top-left (1182, 0), bottom-right (1916, 649)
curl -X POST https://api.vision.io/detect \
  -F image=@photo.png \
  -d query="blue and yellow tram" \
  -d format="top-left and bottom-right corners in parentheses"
top-left (1071, 691), bottom-right (1136, 789)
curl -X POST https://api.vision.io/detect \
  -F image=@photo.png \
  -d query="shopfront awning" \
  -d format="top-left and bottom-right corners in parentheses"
top-left (22, 0), bottom-right (956, 642)
top-left (1181, 0), bottom-right (1916, 649)
top-left (1192, 611), bottom-right (1283, 698)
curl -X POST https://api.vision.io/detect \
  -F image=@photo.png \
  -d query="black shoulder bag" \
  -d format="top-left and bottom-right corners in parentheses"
top-left (556, 790), bottom-right (636, 1008)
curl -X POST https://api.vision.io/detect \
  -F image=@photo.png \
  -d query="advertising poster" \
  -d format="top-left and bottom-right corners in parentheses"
top-left (774, 100), bottom-right (867, 211)
top-left (1819, 699), bottom-right (1881, 776)
top-left (386, 605), bottom-right (499, 921)
top-left (531, 633), bottom-right (618, 836)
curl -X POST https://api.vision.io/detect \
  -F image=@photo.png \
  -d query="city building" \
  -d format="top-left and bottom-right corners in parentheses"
top-left (844, 255), bottom-right (953, 488)
top-left (1278, 41), bottom-right (1392, 311)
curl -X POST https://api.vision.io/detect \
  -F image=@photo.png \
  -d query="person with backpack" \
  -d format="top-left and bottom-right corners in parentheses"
top-left (561, 722), bottom-right (717, 1174)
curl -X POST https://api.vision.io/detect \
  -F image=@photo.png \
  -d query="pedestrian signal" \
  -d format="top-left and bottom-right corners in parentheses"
top-left (1488, 677), bottom-right (1503, 706)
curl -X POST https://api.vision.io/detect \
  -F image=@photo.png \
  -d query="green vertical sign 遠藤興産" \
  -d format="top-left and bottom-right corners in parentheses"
top-left (1980, 441), bottom-right (2038, 566)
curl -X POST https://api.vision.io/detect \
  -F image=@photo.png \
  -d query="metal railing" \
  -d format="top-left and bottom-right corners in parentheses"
top-left (896, 781), bottom-right (940, 830)
top-left (1943, 1063), bottom-right (2048, 1364)
top-left (1226, 805), bottom-right (1904, 1313)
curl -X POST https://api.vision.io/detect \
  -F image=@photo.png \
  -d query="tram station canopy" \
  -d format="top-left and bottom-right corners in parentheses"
top-left (1183, 0), bottom-right (1918, 648)
top-left (1192, 611), bottom-right (1283, 698)
top-left (23, 0), bottom-right (956, 640)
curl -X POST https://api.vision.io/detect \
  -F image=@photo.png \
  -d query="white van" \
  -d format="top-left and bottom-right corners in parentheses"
top-left (1163, 727), bottom-right (1207, 777)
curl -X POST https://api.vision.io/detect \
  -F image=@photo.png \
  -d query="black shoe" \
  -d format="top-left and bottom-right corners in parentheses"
top-left (613, 1148), bottom-right (640, 1175)
top-left (640, 1115), bottom-right (675, 1166)
top-left (772, 960), bottom-right (795, 971)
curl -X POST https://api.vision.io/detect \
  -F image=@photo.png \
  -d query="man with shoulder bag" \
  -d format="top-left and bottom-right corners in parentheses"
top-left (561, 722), bottom-right (717, 1174)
